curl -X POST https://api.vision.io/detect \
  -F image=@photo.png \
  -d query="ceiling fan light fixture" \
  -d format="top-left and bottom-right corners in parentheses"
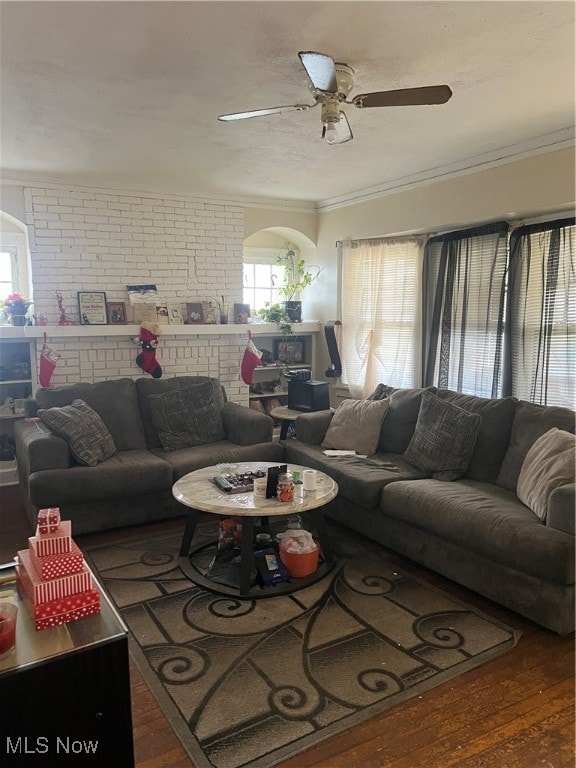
top-left (324, 121), bottom-right (339, 144)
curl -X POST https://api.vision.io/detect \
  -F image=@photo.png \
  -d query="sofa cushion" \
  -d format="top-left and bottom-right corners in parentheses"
top-left (378, 387), bottom-right (436, 454)
top-left (496, 401), bottom-right (576, 491)
top-left (34, 378), bottom-right (147, 451)
top-left (517, 428), bottom-right (575, 521)
top-left (404, 391), bottom-right (481, 481)
top-left (153, 439), bottom-right (285, 481)
top-left (136, 376), bottom-right (226, 449)
top-left (147, 380), bottom-right (226, 451)
top-left (322, 398), bottom-right (389, 455)
top-left (382, 478), bottom-right (575, 585)
top-left (436, 390), bottom-right (518, 482)
top-left (29, 450), bottom-right (173, 505)
top-left (285, 440), bottom-right (428, 510)
top-left (38, 399), bottom-right (116, 467)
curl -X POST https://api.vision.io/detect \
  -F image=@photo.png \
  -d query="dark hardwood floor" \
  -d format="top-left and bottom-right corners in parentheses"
top-left (1, 485), bottom-right (574, 768)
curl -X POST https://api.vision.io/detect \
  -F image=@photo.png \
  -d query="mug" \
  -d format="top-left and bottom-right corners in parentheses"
top-left (302, 469), bottom-right (317, 491)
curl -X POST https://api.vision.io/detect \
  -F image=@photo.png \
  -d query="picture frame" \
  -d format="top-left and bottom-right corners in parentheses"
top-left (186, 302), bottom-right (204, 324)
top-left (234, 303), bottom-right (251, 324)
top-left (78, 291), bottom-right (107, 325)
top-left (132, 303), bottom-right (158, 324)
top-left (168, 304), bottom-right (184, 324)
top-left (155, 303), bottom-right (170, 325)
top-left (201, 301), bottom-right (217, 324)
top-left (106, 301), bottom-right (127, 325)
top-left (273, 338), bottom-right (305, 364)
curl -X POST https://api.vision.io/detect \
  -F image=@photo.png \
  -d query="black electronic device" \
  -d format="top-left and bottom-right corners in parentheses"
top-left (285, 369), bottom-right (312, 382)
top-left (288, 380), bottom-right (330, 412)
top-left (265, 464), bottom-right (287, 498)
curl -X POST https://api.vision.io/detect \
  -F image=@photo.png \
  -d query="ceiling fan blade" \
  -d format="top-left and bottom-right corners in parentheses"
top-left (298, 51), bottom-right (338, 92)
top-left (326, 111), bottom-right (353, 145)
top-left (219, 103), bottom-right (313, 121)
top-left (353, 85), bottom-right (453, 109)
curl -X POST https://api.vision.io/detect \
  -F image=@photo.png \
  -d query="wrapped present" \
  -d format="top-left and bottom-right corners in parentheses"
top-left (17, 575), bottom-right (100, 631)
top-left (17, 549), bottom-right (92, 604)
top-left (30, 521), bottom-right (72, 557)
top-left (37, 508), bottom-right (61, 535)
top-left (29, 540), bottom-right (84, 580)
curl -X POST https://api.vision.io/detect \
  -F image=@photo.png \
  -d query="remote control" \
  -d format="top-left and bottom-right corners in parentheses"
top-left (213, 475), bottom-right (235, 492)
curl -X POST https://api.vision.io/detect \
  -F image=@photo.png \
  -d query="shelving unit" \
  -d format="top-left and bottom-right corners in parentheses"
top-left (0, 338), bottom-right (37, 451)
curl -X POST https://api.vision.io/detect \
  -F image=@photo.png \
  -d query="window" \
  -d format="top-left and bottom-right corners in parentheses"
top-left (422, 222), bottom-right (509, 398)
top-left (508, 218), bottom-right (575, 407)
top-left (243, 248), bottom-right (286, 312)
top-left (0, 249), bottom-right (17, 297)
top-left (340, 237), bottom-right (424, 397)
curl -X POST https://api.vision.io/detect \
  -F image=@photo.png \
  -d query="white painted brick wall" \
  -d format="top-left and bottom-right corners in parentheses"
top-left (25, 185), bottom-right (249, 401)
top-left (25, 186), bottom-right (244, 321)
top-left (31, 334), bottom-right (249, 405)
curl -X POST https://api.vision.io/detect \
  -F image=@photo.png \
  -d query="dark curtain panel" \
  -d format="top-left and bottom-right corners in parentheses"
top-left (506, 217), bottom-right (575, 407)
top-left (422, 221), bottom-right (509, 397)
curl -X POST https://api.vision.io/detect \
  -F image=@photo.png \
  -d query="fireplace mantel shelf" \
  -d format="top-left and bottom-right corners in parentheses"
top-left (0, 321), bottom-right (322, 339)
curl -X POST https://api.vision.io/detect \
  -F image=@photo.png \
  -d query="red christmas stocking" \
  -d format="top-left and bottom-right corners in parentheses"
top-left (136, 322), bottom-right (162, 378)
top-left (39, 340), bottom-right (61, 387)
top-left (241, 332), bottom-right (262, 385)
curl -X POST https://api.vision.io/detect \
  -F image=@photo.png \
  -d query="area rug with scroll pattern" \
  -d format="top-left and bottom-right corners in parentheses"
top-left (84, 521), bottom-right (519, 768)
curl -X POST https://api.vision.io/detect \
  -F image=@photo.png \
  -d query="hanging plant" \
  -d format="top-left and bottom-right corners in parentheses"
top-left (256, 302), bottom-right (292, 336)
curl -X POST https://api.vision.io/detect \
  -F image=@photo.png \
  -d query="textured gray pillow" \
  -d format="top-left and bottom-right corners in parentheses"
top-left (367, 383), bottom-right (397, 401)
top-left (38, 398), bottom-right (116, 466)
top-left (148, 380), bottom-right (225, 451)
top-left (404, 391), bottom-right (481, 481)
top-left (322, 398), bottom-right (389, 455)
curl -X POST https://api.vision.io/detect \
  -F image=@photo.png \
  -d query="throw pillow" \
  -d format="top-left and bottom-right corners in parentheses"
top-left (404, 391), bottom-right (481, 481)
top-left (516, 428), bottom-right (575, 521)
top-left (38, 398), bottom-right (116, 467)
top-left (322, 398), bottom-right (389, 456)
top-left (367, 383), bottom-right (397, 401)
top-left (147, 380), bottom-right (226, 451)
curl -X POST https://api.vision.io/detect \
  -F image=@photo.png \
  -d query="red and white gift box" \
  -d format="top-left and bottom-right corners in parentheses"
top-left (29, 520), bottom-right (72, 557)
top-left (28, 540), bottom-right (84, 580)
top-left (17, 577), bottom-right (100, 631)
top-left (36, 508), bottom-right (61, 534)
top-left (17, 549), bottom-right (92, 604)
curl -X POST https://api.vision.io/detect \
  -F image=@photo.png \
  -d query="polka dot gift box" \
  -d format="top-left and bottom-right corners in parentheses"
top-left (16, 508), bottom-right (100, 631)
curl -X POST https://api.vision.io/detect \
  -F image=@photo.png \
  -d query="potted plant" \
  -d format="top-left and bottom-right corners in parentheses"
top-left (275, 242), bottom-right (322, 323)
top-left (256, 302), bottom-right (293, 336)
top-left (3, 293), bottom-right (31, 326)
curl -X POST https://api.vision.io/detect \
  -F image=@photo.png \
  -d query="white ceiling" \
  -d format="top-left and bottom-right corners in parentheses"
top-left (1, 1), bottom-right (574, 208)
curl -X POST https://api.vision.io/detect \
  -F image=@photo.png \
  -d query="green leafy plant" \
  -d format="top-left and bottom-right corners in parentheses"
top-left (256, 302), bottom-right (292, 336)
top-left (275, 242), bottom-right (322, 301)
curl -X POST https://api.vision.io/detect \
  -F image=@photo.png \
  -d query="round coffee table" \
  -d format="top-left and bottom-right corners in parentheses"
top-left (173, 461), bottom-right (338, 598)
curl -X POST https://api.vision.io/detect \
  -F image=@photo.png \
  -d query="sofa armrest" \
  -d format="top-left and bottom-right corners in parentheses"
top-left (547, 483), bottom-right (575, 536)
top-left (14, 420), bottom-right (71, 479)
top-left (294, 410), bottom-right (334, 445)
top-left (221, 402), bottom-right (273, 445)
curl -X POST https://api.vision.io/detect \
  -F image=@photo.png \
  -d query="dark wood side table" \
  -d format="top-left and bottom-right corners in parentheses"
top-left (268, 405), bottom-right (305, 440)
top-left (0, 569), bottom-right (134, 767)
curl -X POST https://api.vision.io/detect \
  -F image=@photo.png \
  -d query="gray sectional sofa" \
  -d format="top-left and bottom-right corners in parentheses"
top-left (14, 376), bottom-right (575, 635)
top-left (15, 376), bottom-right (284, 534)
top-left (284, 387), bottom-right (575, 635)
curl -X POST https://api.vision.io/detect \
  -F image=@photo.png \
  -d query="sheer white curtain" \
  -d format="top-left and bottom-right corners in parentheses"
top-left (340, 237), bottom-right (424, 398)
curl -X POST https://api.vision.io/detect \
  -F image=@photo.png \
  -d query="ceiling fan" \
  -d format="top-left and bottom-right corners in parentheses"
top-left (218, 51), bottom-right (453, 145)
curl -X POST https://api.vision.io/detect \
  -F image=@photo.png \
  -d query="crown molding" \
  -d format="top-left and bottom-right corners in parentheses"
top-left (316, 128), bottom-right (575, 212)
